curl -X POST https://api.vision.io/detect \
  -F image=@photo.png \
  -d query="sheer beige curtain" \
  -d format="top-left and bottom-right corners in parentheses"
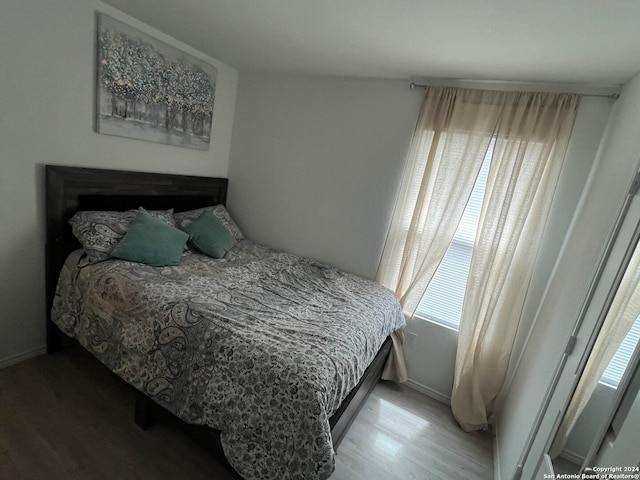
top-left (550, 241), bottom-right (640, 457)
top-left (377, 87), bottom-right (502, 384)
top-left (451, 92), bottom-right (580, 431)
top-left (377, 87), bottom-right (502, 317)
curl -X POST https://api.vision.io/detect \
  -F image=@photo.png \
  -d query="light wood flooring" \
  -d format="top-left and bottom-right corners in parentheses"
top-left (0, 345), bottom-right (493, 479)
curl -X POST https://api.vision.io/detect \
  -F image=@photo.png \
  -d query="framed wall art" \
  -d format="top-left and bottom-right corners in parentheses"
top-left (96, 14), bottom-right (217, 150)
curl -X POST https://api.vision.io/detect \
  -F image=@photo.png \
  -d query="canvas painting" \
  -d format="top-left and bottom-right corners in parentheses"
top-left (96, 14), bottom-right (217, 150)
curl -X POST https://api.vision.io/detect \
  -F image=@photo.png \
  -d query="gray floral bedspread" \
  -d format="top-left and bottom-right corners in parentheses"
top-left (52, 240), bottom-right (405, 480)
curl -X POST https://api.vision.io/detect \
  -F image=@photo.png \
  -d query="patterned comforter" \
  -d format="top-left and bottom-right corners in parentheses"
top-left (52, 240), bottom-right (405, 480)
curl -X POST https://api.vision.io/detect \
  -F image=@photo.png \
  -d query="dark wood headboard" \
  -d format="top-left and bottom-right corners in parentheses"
top-left (45, 165), bottom-right (228, 352)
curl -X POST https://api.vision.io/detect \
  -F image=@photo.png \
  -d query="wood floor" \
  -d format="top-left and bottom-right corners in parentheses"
top-left (332, 383), bottom-right (493, 480)
top-left (0, 345), bottom-right (493, 479)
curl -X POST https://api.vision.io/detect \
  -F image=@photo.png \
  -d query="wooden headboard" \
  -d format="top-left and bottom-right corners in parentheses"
top-left (45, 165), bottom-right (229, 352)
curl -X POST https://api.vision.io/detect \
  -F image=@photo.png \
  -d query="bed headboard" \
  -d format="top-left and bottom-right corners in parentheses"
top-left (45, 165), bottom-right (228, 352)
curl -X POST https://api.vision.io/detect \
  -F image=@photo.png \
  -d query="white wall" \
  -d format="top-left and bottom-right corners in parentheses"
top-left (403, 320), bottom-right (459, 402)
top-left (562, 383), bottom-right (616, 463)
top-left (227, 73), bottom-right (422, 280)
top-left (0, 0), bottom-right (238, 366)
top-left (495, 71), bottom-right (640, 480)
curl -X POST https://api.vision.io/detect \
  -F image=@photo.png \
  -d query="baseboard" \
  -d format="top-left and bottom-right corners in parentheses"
top-left (405, 378), bottom-right (451, 405)
top-left (0, 345), bottom-right (47, 369)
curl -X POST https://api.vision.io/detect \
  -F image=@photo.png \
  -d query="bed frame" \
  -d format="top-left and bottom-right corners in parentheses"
top-left (45, 165), bottom-right (392, 468)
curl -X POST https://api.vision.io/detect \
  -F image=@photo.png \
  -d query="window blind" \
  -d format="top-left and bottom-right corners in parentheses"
top-left (600, 315), bottom-right (640, 388)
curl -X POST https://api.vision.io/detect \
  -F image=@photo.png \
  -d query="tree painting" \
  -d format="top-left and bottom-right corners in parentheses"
top-left (96, 15), bottom-right (216, 150)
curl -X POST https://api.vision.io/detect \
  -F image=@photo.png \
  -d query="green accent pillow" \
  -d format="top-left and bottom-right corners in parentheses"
top-left (111, 207), bottom-right (188, 266)
top-left (183, 210), bottom-right (237, 258)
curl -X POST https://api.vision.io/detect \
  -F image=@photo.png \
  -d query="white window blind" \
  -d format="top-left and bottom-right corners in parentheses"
top-left (600, 315), bottom-right (640, 388)
top-left (414, 140), bottom-right (493, 330)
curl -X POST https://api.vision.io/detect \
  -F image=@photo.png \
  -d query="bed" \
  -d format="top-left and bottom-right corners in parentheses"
top-left (45, 165), bottom-right (405, 480)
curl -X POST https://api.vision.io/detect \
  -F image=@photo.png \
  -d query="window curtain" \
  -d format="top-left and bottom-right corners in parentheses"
top-left (377, 87), bottom-right (503, 317)
top-left (377, 86), bottom-right (580, 431)
top-left (377, 87), bottom-right (503, 384)
top-left (549, 240), bottom-right (640, 457)
top-left (451, 91), bottom-right (580, 432)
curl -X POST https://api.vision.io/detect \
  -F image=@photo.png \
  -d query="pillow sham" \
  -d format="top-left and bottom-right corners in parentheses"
top-left (174, 205), bottom-right (244, 240)
top-left (111, 208), bottom-right (188, 267)
top-left (69, 209), bottom-right (175, 263)
top-left (183, 210), bottom-right (237, 259)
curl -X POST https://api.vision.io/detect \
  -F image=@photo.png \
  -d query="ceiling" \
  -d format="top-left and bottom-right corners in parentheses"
top-left (101, 0), bottom-right (640, 86)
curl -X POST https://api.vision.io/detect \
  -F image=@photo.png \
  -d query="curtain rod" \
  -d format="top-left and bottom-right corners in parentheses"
top-left (409, 82), bottom-right (620, 100)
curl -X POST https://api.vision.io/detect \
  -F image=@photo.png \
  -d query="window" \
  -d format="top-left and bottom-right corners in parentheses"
top-left (414, 139), bottom-right (493, 330)
top-left (600, 315), bottom-right (640, 387)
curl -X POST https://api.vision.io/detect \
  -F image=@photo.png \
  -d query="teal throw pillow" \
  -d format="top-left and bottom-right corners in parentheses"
top-left (183, 210), bottom-right (237, 258)
top-left (111, 207), bottom-right (188, 267)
